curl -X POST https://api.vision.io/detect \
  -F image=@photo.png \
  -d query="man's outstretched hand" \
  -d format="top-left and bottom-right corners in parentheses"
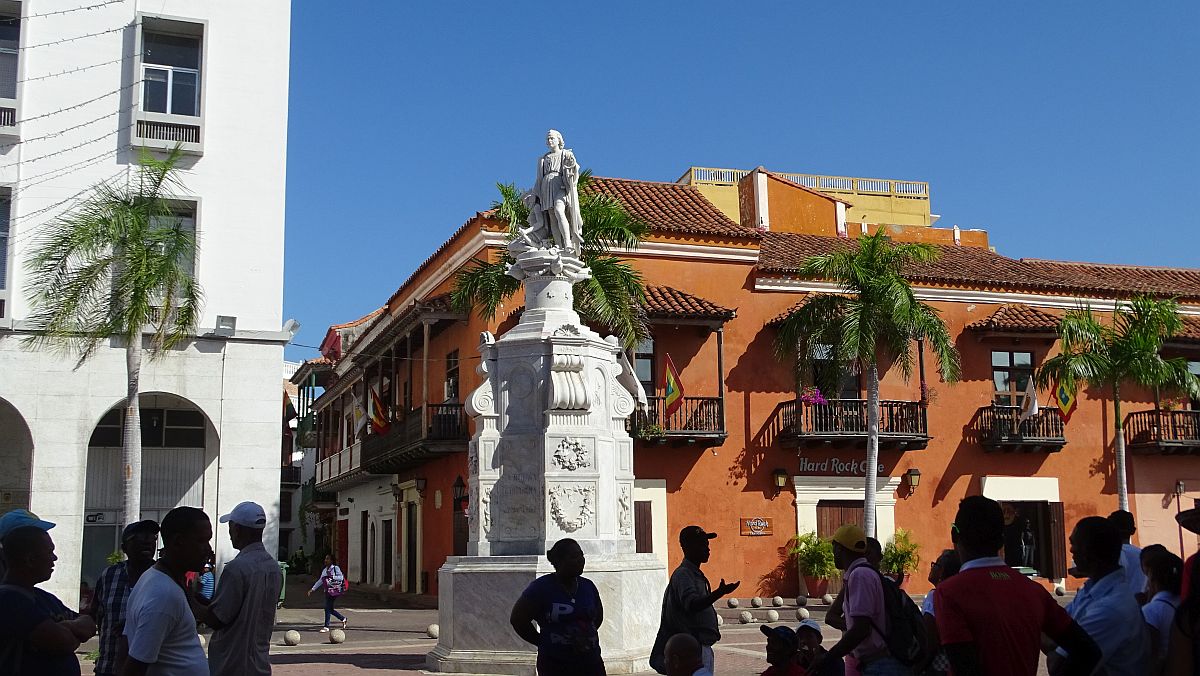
top-left (716, 579), bottom-right (741, 597)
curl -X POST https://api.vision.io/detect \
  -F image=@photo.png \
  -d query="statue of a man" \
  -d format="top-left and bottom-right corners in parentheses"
top-left (520, 129), bottom-right (583, 255)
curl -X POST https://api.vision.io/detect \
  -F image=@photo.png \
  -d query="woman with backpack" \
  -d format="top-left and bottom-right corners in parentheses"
top-left (307, 554), bottom-right (348, 632)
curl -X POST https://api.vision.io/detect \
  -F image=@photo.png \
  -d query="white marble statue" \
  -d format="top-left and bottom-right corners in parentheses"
top-left (517, 129), bottom-right (584, 255)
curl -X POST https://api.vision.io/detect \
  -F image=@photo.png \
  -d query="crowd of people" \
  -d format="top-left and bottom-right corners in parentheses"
top-left (511, 499), bottom-right (1200, 676)
top-left (0, 501), bottom-right (283, 676)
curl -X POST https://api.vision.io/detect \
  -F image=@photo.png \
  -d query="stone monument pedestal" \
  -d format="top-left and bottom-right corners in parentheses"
top-left (426, 554), bottom-right (665, 675)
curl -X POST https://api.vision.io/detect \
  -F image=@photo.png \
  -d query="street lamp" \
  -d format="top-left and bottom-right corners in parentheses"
top-left (453, 475), bottom-right (467, 509)
top-left (904, 468), bottom-right (922, 498)
top-left (772, 469), bottom-right (789, 495)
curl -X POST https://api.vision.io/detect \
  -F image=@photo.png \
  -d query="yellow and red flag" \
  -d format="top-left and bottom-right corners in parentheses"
top-left (1054, 378), bottom-right (1077, 423)
top-left (369, 384), bottom-right (390, 435)
top-left (662, 353), bottom-right (685, 419)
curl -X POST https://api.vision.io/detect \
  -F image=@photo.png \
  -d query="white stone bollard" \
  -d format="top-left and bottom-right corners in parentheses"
top-left (1055, 585), bottom-right (1066, 597)
top-left (716, 614), bottom-right (724, 626)
top-left (283, 630), bottom-right (301, 646)
top-left (427, 624), bottom-right (440, 639)
top-left (727, 597), bottom-right (740, 608)
top-left (772, 596), bottom-right (784, 607)
top-left (796, 607), bottom-right (810, 620)
top-left (738, 610), bottom-right (753, 624)
top-left (329, 628), bottom-right (346, 644)
top-left (821, 593), bottom-right (834, 605)
top-left (796, 596), bottom-right (808, 607)
top-left (750, 596), bottom-right (764, 608)
top-left (766, 609), bottom-right (779, 622)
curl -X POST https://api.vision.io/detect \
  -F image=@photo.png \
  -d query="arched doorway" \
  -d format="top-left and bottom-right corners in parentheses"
top-left (0, 397), bottom-right (33, 515)
top-left (80, 392), bottom-right (215, 599)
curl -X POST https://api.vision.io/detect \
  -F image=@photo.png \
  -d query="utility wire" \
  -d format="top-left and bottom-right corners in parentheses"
top-left (9, 144), bottom-right (131, 198)
top-left (1, 104), bottom-right (135, 147)
top-left (8, 167), bottom-right (129, 243)
top-left (20, 23), bottom-right (136, 51)
top-left (20, 121), bottom-right (133, 164)
top-left (19, 53), bottom-right (139, 84)
top-left (16, 81), bottom-right (139, 125)
top-left (9, 0), bottom-right (127, 21)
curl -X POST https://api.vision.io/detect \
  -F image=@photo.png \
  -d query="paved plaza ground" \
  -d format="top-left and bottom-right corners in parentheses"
top-left (79, 576), bottom-right (1056, 675)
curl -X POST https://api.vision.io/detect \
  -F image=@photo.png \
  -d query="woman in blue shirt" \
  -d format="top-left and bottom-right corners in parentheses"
top-left (510, 538), bottom-right (605, 675)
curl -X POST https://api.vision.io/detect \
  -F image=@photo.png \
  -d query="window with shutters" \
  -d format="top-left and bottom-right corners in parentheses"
top-left (634, 339), bottom-right (655, 396)
top-left (135, 16), bottom-right (205, 152)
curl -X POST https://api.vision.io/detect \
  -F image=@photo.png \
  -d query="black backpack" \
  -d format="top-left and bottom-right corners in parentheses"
top-left (865, 569), bottom-right (928, 667)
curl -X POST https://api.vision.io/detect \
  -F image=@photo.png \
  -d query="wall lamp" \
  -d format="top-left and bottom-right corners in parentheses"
top-left (453, 475), bottom-right (467, 507)
top-left (772, 468), bottom-right (789, 495)
top-left (904, 468), bottom-right (922, 498)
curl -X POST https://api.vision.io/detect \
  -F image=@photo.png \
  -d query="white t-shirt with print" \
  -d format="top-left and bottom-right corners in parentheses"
top-left (124, 566), bottom-right (208, 676)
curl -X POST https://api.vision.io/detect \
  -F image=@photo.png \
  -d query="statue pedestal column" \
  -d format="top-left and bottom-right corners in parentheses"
top-left (427, 249), bottom-right (667, 674)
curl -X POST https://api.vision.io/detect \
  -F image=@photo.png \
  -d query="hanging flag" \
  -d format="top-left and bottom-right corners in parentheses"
top-left (1054, 378), bottom-right (1077, 423)
top-left (351, 395), bottom-right (367, 434)
top-left (369, 384), bottom-right (390, 435)
top-left (1018, 377), bottom-right (1039, 423)
top-left (662, 353), bottom-right (685, 419)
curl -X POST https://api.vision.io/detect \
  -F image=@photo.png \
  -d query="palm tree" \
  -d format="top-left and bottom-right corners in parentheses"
top-left (451, 172), bottom-right (649, 347)
top-left (774, 229), bottom-right (960, 536)
top-left (1035, 295), bottom-right (1200, 511)
top-left (24, 148), bottom-right (203, 528)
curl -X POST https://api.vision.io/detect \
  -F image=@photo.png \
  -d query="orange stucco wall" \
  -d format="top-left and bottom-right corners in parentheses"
top-left (765, 176), bottom-right (838, 235)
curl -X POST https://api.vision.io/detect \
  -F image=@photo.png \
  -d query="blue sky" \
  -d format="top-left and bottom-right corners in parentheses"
top-left (283, 2), bottom-right (1199, 360)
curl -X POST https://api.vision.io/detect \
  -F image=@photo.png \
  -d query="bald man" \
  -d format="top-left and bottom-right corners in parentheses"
top-left (664, 632), bottom-right (712, 676)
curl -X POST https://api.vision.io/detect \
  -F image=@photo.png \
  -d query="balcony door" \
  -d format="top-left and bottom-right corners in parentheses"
top-left (992, 350), bottom-right (1033, 406)
top-left (816, 500), bottom-right (862, 594)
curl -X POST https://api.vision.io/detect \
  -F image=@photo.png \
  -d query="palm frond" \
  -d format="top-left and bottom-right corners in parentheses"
top-left (575, 255), bottom-right (647, 348)
top-left (450, 257), bottom-right (519, 321)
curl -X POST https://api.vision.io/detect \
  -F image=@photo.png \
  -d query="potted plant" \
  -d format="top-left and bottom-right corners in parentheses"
top-left (789, 532), bottom-right (835, 598)
top-left (635, 422), bottom-right (666, 442)
top-left (881, 529), bottom-right (921, 589)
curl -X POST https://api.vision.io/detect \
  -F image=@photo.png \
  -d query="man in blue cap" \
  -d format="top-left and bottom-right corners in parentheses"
top-left (84, 519), bottom-right (159, 676)
top-left (0, 509), bottom-right (97, 675)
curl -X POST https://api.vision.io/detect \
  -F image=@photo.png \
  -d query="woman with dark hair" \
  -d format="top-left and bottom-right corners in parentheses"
top-left (307, 553), bottom-right (347, 632)
top-left (1166, 506), bottom-right (1200, 676)
top-left (510, 538), bottom-right (605, 675)
top-left (1141, 545), bottom-right (1183, 666)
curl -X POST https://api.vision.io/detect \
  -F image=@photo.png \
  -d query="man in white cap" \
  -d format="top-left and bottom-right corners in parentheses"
top-left (193, 501), bottom-right (282, 676)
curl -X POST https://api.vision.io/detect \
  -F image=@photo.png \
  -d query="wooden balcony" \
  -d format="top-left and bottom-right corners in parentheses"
top-left (779, 399), bottom-right (928, 450)
top-left (1125, 410), bottom-right (1200, 455)
top-left (315, 442), bottom-right (365, 492)
top-left (280, 465), bottom-right (302, 486)
top-left (630, 396), bottom-right (726, 446)
top-left (977, 405), bottom-right (1066, 453)
top-left (361, 403), bottom-right (469, 474)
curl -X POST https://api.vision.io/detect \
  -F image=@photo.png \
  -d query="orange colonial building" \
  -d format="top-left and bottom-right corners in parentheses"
top-left (292, 166), bottom-right (1200, 598)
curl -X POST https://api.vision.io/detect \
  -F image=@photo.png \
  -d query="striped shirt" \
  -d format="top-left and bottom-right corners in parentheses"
top-left (92, 561), bottom-right (131, 676)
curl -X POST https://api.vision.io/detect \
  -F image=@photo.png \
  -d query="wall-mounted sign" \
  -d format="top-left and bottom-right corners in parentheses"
top-left (740, 517), bottom-right (774, 536)
top-left (85, 512), bottom-right (107, 524)
top-left (798, 457), bottom-right (885, 476)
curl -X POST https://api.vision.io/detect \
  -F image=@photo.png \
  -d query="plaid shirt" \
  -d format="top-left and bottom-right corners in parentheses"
top-left (92, 561), bottom-right (131, 676)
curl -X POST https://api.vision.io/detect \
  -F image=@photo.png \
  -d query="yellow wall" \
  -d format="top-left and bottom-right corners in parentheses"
top-left (692, 180), bottom-right (932, 227)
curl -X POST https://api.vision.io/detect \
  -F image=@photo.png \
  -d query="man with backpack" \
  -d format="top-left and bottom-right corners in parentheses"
top-left (809, 524), bottom-right (917, 675)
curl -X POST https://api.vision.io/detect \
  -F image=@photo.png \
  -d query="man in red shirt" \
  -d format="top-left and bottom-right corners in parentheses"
top-left (935, 496), bottom-right (1100, 676)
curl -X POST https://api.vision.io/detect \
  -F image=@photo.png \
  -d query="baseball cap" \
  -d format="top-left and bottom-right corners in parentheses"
top-left (760, 624), bottom-right (799, 648)
top-left (0, 509), bottom-right (56, 540)
top-left (679, 525), bottom-right (717, 546)
top-left (122, 519), bottom-right (160, 541)
top-left (219, 501), bottom-right (267, 528)
top-left (796, 619), bottom-right (822, 638)
top-left (830, 524), bottom-right (867, 554)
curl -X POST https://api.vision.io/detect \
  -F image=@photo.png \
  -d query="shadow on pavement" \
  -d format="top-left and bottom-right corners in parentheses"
top-left (272, 653), bottom-right (427, 669)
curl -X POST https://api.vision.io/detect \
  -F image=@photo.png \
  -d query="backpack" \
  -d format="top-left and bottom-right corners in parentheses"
top-left (865, 568), bottom-right (928, 667)
top-left (325, 567), bottom-right (349, 597)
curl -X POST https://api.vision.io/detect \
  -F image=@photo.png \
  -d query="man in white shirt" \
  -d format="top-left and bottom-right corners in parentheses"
top-left (1108, 510), bottom-right (1147, 600)
top-left (194, 502), bottom-right (282, 676)
top-left (123, 507), bottom-right (212, 676)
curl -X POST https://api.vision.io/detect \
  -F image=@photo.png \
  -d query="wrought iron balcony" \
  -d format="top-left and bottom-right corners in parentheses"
top-left (977, 405), bottom-right (1066, 453)
top-left (280, 465), bottom-right (302, 486)
top-left (779, 398), bottom-right (928, 450)
top-left (361, 403), bottom-right (469, 473)
top-left (1125, 409), bottom-right (1200, 455)
top-left (630, 396), bottom-right (726, 445)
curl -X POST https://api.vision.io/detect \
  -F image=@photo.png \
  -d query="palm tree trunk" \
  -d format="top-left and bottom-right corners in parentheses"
top-left (864, 362), bottom-right (880, 537)
top-left (123, 336), bottom-right (143, 527)
top-left (1113, 382), bottom-right (1129, 511)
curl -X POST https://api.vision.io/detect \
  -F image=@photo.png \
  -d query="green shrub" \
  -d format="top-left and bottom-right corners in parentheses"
top-left (789, 532), bottom-right (836, 579)
top-left (881, 528), bottom-right (921, 576)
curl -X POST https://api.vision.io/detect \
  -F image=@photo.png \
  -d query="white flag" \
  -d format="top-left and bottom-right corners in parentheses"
top-left (352, 395), bottom-right (367, 433)
top-left (1018, 378), bottom-right (1039, 423)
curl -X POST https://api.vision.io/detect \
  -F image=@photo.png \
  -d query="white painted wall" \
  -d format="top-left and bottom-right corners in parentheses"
top-left (338, 480), bottom-right (397, 586)
top-left (0, 0), bottom-right (290, 607)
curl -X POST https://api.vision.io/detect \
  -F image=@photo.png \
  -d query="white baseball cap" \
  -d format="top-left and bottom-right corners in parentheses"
top-left (219, 501), bottom-right (267, 528)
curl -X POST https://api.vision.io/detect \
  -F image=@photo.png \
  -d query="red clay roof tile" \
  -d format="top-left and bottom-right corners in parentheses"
top-left (965, 304), bottom-right (1061, 333)
top-left (586, 177), bottom-right (757, 238)
top-left (643, 285), bottom-right (735, 321)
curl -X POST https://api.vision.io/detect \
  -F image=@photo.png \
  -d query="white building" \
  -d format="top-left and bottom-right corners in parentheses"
top-left (0, 0), bottom-right (290, 607)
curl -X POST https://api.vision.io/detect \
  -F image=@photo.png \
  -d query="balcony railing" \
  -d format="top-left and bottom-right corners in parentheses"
top-left (630, 396), bottom-right (726, 443)
top-left (280, 465), bottom-right (302, 486)
top-left (1125, 410), bottom-right (1200, 455)
top-left (315, 442), bottom-right (362, 489)
top-left (977, 405), bottom-right (1066, 453)
top-left (361, 403), bottom-right (469, 473)
top-left (683, 167), bottom-right (929, 199)
top-left (780, 398), bottom-right (928, 449)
